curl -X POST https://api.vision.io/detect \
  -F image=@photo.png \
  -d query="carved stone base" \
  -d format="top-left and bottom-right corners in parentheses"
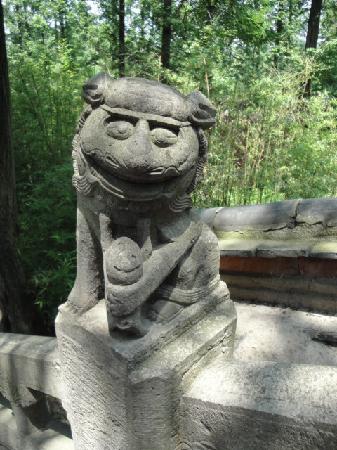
top-left (55, 282), bottom-right (236, 450)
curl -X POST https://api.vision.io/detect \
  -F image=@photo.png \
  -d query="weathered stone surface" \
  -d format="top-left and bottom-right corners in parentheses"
top-left (210, 198), bottom-right (337, 234)
top-left (0, 334), bottom-right (61, 403)
top-left (218, 238), bottom-right (320, 258)
top-left (218, 239), bottom-right (260, 257)
top-left (219, 238), bottom-right (337, 259)
top-left (202, 198), bottom-right (337, 242)
top-left (256, 239), bottom-right (311, 257)
top-left (55, 74), bottom-right (235, 449)
top-left (193, 208), bottom-right (219, 229)
top-left (0, 401), bottom-right (17, 450)
top-left (234, 303), bottom-right (337, 366)
top-left (180, 357), bottom-right (337, 450)
top-left (67, 73), bottom-right (231, 337)
top-left (82, 76), bottom-right (216, 128)
top-left (29, 430), bottom-right (73, 450)
top-left (213, 200), bottom-right (298, 233)
top-left (297, 198), bottom-right (337, 226)
top-left (309, 241), bottom-right (337, 259)
top-left (0, 400), bottom-right (73, 450)
top-left (0, 335), bottom-right (72, 450)
top-left (56, 287), bottom-right (236, 450)
top-left (230, 284), bottom-right (337, 314)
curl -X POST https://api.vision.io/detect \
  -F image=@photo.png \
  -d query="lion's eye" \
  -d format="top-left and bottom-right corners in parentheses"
top-left (106, 120), bottom-right (134, 140)
top-left (151, 128), bottom-right (178, 148)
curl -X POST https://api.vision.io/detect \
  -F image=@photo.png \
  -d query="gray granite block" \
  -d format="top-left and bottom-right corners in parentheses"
top-left (213, 200), bottom-right (299, 232)
top-left (219, 239), bottom-right (260, 257)
top-left (255, 239), bottom-right (311, 258)
top-left (297, 198), bottom-right (337, 226)
top-left (0, 334), bottom-right (61, 403)
top-left (193, 207), bottom-right (220, 229)
top-left (180, 358), bottom-right (337, 450)
top-left (309, 241), bottom-right (337, 259)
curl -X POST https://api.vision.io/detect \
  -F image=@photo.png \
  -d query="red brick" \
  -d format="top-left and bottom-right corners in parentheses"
top-left (220, 256), bottom-right (337, 278)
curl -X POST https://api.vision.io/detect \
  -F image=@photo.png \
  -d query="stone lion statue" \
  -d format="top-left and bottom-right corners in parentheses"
top-left (68, 73), bottom-right (228, 336)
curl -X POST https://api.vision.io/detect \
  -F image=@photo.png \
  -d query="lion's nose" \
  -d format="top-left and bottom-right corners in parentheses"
top-left (126, 119), bottom-right (154, 171)
top-left (136, 119), bottom-right (150, 133)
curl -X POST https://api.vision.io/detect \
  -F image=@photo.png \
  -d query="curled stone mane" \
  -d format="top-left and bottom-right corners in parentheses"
top-left (169, 128), bottom-right (208, 213)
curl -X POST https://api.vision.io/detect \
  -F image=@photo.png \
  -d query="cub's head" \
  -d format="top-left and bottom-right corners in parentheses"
top-left (73, 73), bottom-right (216, 211)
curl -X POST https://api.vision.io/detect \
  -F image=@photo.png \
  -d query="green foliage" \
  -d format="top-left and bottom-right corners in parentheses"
top-left (316, 39), bottom-right (337, 94)
top-left (3, 0), bottom-right (337, 329)
top-left (18, 162), bottom-right (76, 329)
top-left (194, 66), bottom-right (337, 206)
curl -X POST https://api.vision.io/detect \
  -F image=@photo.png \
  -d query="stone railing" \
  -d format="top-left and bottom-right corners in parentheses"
top-left (2, 322), bottom-right (337, 450)
top-left (198, 197), bottom-right (337, 314)
top-left (0, 333), bottom-right (72, 450)
top-left (1, 197), bottom-right (337, 450)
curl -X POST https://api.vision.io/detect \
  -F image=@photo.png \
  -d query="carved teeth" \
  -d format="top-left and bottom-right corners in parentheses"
top-left (164, 166), bottom-right (179, 177)
top-left (148, 167), bottom-right (165, 175)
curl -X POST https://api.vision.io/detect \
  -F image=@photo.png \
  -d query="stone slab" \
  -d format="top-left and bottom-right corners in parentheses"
top-left (218, 238), bottom-right (337, 259)
top-left (75, 283), bottom-right (230, 366)
top-left (0, 402), bottom-right (17, 450)
top-left (30, 429), bottom-right (73, 450)
top-left (218, 239), bottom-right (260, 257)
top-left (234, 303), bottom-right (337, 366)
top-left (0, 334), bottom-right (62, 403)
top-left (180, 357), bottom-right (337, 450)
top-left (256, 239), bottom-right (311, 257)
top-left (309, 241), bottom-right (337, 259)
top-left (218, 238), bottom-right (314, 258)
top-left (194, 208), bottom-right (220, 229)
top-left (0, 401), bottom-right (73, 450)
top-left (56, 285), bottom-right (236, 450)
top-left (231, 284), bottom-right (337, 314)
top-left (130, 299), bottom-right (236, 450)
top-left (297, 198), bottom-right (337, 226)
top-left (213, 200), bottom-right (298, 232)
top-left (135, 297), bottom-right (236, 378)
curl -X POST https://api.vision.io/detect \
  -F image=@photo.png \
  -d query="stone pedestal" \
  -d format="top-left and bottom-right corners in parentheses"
top-left (56, 282), bottom-right (236, 450)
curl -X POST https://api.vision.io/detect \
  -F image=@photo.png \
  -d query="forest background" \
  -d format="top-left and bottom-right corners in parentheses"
top-left (1, 0), bottom-right (337, 334)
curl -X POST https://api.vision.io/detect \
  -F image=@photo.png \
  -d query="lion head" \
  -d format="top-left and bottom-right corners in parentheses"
top-left (72, 74), bottom-right (216, 212)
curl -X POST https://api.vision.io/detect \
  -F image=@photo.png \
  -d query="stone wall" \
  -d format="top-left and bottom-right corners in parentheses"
top-left (198, 198), bottom-right (337, 313)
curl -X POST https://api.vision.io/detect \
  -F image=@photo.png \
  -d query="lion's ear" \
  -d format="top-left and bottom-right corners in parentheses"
top-left (187, 91), bottom-right (216, 129)
top-left (82, 72), bottom-right (113, 106)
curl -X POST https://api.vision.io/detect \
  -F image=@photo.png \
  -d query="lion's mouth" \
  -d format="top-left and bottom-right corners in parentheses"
top-left (81, 152), bottom-right (194, 202)
top-left (87, 154), bottom-right (181, 185)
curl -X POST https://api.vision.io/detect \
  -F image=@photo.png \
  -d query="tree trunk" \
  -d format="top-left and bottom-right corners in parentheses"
top-left (118, 0), bottom-right (125, 77)
top-left (274, 0), bottom-right (285, 67)
top-left (205, 0), bottom-right (215, 22)
top-left (161, 0), bottom-right (172, 70)
top-left (0, 0), bottom-right (31, 333)
top-left (304, 0), bottom-right (323, 96)
top-left (305, 0), bottom-right (323, 50)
